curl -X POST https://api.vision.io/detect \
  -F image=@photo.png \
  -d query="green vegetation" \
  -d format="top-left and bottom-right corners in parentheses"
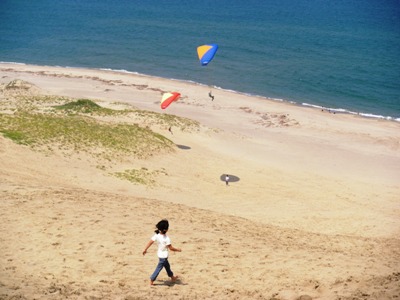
top-left (0, 129), bottom-right (31, 145)
top-left (54, 99), bottom-right (116, 115)
top-left (0, 112), bottom-right (173, 159)
top-left (113, 167), bottom-right (167, 186)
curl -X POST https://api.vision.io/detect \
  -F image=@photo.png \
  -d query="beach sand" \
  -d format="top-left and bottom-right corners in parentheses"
top-left (0, 63), bottom-right (399, 299)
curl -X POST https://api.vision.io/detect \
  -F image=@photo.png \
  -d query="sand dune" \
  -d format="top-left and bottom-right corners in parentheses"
top-left (1, 63), bottom-right (399, 299)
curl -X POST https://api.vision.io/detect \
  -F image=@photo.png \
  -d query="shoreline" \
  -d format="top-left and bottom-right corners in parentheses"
top-left (2, 61), bottom-right (399, 122)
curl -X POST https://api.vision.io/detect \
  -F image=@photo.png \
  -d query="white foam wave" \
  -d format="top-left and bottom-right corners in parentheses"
top-left (0, 61), bottom-right (27, 65)
top-left (302, 102), bottom-right (399, 122)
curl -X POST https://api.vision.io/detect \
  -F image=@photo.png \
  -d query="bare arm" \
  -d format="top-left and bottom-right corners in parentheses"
top-left (168, 244), bottom-right (182, 252)
top-left (142, 240), bottom-right (154, 256)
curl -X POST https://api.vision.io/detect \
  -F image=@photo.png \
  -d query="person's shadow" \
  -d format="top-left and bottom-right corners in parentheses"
top-left (219, 174), bottom-right (240, 183)
top-left (154, 278), bottom-right (187, 286)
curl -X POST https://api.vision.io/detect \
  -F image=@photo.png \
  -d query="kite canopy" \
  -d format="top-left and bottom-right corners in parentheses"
top-left (161, 92), bottom-right (181, 109)
top-left (197, 44), bottom-right (218, 66)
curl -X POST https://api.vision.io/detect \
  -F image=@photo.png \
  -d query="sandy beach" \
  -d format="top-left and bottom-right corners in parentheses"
top-left (1, 62), bottom-right (399, 299)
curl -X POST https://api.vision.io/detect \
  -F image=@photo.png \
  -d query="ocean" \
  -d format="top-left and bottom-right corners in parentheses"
top-left (1, 0), bottom-right (399, 120)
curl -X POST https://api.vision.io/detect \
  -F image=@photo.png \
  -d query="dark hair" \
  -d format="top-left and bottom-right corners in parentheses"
top-left (155, 219), bottom-right (169, 234)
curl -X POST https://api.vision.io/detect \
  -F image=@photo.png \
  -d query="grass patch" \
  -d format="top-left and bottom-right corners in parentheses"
top-left (113, 168), bottom-right (168, 186)
top-left (0, 112), bottom-right (174, 159)
top-left (0, 129), bottom-right (31, 145)
top-left (54, 99), bottom-right (116, 115)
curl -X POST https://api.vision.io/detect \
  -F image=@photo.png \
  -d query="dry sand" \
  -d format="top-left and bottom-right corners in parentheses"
top-left (0, 63), bottom-right (399, 299)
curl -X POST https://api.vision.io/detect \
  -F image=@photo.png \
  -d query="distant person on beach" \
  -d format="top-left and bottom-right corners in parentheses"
top-left (208, 91), bottom-right (214, 101)
top-left (225, 174), bottom-right (230, 186)
top-left (168, 126), bottom-right (173, 135)
top-left (142, 219), bottom-right (182, 285)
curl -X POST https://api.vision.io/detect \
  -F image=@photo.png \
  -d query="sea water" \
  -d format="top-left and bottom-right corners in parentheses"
top-left (0, 0), bottom-right (399, 120)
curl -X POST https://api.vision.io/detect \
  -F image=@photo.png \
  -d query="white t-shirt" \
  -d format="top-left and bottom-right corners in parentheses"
top-left (151, 233), bottom-right (171, 258)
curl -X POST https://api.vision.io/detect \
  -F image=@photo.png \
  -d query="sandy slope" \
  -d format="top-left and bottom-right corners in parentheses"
top-left (0, 63), bottom-right (399, 300)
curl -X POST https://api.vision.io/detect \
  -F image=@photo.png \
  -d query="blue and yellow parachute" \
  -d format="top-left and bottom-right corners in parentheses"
top-left (197, 44), bottom-right (218, 66)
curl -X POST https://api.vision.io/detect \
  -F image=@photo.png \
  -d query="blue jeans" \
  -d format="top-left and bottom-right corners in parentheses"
top-left (150, 258), bottom-right (173, 281)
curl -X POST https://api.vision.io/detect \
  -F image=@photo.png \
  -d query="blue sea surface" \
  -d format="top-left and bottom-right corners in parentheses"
top-left (1, 0), bottom-right (399, 120)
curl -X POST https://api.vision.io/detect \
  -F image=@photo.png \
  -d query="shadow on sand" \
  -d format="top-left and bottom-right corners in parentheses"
top-left (176, 144), bottom-right (191, 150)
top-left (152, 278), bottom-right (187, 287)
top-left (220, 174), bottom-right (240, 183)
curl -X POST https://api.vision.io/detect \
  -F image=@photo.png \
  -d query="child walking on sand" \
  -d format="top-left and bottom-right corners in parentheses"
top-left (142, 219), bottom-right (182, 285)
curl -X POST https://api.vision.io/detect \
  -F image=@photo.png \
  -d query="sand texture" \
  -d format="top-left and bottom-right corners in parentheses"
top-left (1, 63), bottom-right (399, 300)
